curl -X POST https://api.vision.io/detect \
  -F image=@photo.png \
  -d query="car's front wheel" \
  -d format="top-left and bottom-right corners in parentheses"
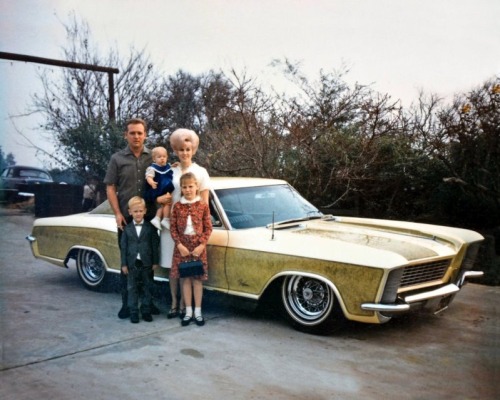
top-left (76, 249), bottom-right (107, 290)
top-left (281, 275), bottom-right (343, 334)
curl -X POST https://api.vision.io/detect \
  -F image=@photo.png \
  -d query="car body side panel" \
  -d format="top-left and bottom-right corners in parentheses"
top-left (205, 229), bottom-right (229, 289)
top-left (31, 223), bottom-right (383, 319)
top-left (33, 225), bottom-right (120, 269)
top-left (223, 246), bottom-right (384, 317)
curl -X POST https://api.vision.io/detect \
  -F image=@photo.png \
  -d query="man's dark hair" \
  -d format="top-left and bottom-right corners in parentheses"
top-left (125, 118), bottom-right (147, 132)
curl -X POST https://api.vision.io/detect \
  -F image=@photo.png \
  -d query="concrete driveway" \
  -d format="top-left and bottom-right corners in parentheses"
top-left (0, 207), bottom-right (498, 400)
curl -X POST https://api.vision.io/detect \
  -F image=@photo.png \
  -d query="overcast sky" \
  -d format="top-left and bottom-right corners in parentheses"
top-left (1, 0), bottom-right (499, 168)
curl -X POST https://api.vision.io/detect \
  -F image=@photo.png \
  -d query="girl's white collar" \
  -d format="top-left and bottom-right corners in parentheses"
top-left (180, 195), bottom-right (201, 204)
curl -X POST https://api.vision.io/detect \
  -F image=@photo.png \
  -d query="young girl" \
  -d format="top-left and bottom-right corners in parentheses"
top-left (145, 146), bottom-right (174, 230)
top-left (170, 172), bottom-right (213, 326)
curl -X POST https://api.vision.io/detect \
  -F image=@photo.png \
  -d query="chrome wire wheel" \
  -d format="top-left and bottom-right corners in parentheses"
top-left (76, 249), bottom-right (106, 289)
top-left (282, 275), bottom-right (337, 332)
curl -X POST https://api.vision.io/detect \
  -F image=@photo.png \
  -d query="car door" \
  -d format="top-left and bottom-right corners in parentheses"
top-left (206, 197), bottom-right (229, 291)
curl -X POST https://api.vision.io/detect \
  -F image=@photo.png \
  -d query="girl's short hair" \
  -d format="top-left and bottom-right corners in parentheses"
top-left (128, 196), bottom-right (146, 208)
top-left (180, 172), bottom-right (198, 186)
top-left (169, 128), bottom-right (200, 154)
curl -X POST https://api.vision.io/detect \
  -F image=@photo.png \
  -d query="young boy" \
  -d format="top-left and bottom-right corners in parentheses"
top-left (145, 146), bottom-right (174, 231)
top-left (120, 196), bottom-right (160, 323)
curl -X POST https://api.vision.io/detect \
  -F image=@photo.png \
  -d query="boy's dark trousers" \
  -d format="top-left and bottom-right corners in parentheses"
top-left (127, 260), bottom-right (153, 315)
top-left (119, 270), bottom-right (155, 315)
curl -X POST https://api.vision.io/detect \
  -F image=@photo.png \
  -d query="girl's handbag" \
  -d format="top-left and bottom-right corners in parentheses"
top-left (179, 259), bottom-right (204, 278)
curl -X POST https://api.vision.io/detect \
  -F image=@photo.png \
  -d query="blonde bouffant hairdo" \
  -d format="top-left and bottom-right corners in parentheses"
top-left (169, 128), bottom-right (200, 155)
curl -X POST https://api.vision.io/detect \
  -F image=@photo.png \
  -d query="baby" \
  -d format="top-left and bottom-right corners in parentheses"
top-left (145, 146), bottom-right (174, 230)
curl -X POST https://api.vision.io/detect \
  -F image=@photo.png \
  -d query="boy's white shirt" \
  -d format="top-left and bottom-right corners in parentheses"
top-left (133, 220), bottom-right (144, 259)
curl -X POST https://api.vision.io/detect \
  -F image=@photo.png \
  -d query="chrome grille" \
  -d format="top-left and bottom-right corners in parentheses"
top-left (400, 260), bottom-right (451, 288)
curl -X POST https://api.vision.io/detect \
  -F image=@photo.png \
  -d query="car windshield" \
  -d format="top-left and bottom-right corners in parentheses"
top-left (89, 200), bottom-right (113, 215)
top-left (215, 184), bottom-right (322, 229)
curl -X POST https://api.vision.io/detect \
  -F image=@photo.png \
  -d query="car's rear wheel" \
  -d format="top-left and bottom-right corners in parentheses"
top-left (76, 249), bottom-right (107, 290)
top-left (282, 275), bottom-right (342, 334)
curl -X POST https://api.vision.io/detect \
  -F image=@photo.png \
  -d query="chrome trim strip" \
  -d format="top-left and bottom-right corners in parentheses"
top-left (361, 303), bottom-right (410, 312)
top-left (32, 255), bottom-right (66, 267)
top-left (26, 235), bottom-right (36, 242)
top-left (404, 284), bottom-right (459, 303)
top-left (362, 283), bottom-right (464, 312)
top-left (458, 270), bottom-right (483, 286)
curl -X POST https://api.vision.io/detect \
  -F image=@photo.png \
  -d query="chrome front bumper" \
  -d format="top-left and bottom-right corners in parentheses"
top-left (361, 270), bottom-right (484, 313)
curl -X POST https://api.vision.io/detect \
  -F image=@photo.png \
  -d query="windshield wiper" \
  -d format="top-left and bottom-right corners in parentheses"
top-left (266, 215), bottom-right (322, 228)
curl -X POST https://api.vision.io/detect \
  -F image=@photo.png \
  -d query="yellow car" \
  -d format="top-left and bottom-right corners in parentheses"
top-left (27, 177), bottom-right (484, 333)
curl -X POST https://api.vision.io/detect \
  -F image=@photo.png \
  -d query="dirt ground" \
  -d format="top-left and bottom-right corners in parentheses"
top-left (0, 208), bottom-right (498, 400)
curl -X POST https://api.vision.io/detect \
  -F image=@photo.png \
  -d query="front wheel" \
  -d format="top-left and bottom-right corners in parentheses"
top-left (281, 275), bottom-right (343, 334)
top-left (76, 249), bottom-right (107, 290)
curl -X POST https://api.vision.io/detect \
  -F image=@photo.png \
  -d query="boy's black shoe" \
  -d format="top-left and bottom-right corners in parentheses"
top-left (141, 304), bottom-right (160, 315)
top-left (130, 313), bottom-right (140, 323)
top-left (151, 304), bottom-right (160, 315)
top-left (118, 306), bottom-right (130, 319)
top-left (142, 313), bottom-right (153, 322)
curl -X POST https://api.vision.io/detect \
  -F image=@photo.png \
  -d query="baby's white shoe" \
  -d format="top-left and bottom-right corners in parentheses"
top-left (161, 218), bottom-right (170, 230)
top-left (150, 216), bottom-right (162, 230)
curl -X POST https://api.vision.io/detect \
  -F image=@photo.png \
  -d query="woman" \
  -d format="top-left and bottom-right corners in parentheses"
top-left (158, 128), bottom-right (211, 319)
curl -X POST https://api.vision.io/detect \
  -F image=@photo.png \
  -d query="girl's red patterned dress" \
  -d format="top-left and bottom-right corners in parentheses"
top-left (169, 200), bottom-right (212, 280)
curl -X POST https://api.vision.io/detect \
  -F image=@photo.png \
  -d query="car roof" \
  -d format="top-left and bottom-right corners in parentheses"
top-left (210, 177), bottom-right (287, 190)
top-left (3, 165), bottom-right (51, 172)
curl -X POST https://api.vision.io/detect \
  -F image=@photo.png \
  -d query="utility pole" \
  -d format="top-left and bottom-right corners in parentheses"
top-left (0, 51), bottom-right (120, 120)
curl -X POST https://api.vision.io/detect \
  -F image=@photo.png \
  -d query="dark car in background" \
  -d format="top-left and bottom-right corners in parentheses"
top-left (0, 165), bottom-right (53, 203)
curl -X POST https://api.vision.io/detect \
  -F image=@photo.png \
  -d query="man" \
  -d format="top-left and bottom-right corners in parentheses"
top-left (104, 118), bottom-right (159, 319)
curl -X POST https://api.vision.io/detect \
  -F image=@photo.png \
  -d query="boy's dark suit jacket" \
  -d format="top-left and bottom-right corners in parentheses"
top-left (120, 220), bottom-right (160, 268)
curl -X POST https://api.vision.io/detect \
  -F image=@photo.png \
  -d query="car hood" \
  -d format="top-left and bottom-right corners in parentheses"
top-left (234, 216), bottom-right (483, 269)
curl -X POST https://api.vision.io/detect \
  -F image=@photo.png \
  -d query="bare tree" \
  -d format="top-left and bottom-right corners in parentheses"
top-left (202, 69), bottom-right (283, 177)
top-left (31, 15), bottom-right (162, 177)
top-left (149, 70), bottom-right (203, 144)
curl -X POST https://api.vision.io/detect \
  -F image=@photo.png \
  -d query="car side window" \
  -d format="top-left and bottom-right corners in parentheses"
top-left (209, 198), bottom-right (222, 228)
top-left (20, 170), bottom-right (39, 178)
top-left (1, 169), bottom-right (8, 178)
top-left (216, 189), bottom-right (256, 229)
